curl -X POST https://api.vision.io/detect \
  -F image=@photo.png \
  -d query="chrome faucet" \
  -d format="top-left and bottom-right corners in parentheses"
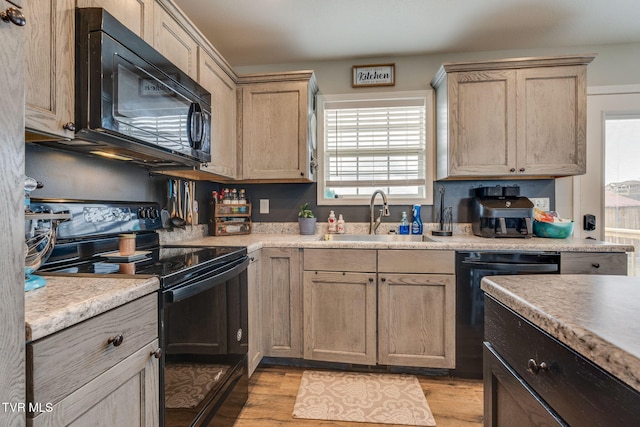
top-left (369, 190), bottom-right (390, 234)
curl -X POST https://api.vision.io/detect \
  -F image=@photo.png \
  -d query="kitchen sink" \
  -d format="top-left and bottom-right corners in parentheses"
top-left (322, 234), bottom-right (435, 242)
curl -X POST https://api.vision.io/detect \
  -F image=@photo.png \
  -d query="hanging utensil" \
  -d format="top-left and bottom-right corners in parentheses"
top-left (170, 179), bottom-right (185, 228)
top-left (184, 181), bottom-right (192, 225)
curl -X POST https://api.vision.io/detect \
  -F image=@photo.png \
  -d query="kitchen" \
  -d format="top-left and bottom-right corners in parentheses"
top-left (3, 0), bottom-right (640, 426)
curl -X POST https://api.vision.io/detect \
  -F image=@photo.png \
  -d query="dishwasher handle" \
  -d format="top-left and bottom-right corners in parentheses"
top-left (461, 260), bottom-right (559, 273)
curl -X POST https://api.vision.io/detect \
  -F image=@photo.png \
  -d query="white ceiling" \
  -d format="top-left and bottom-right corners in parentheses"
top-left (172, 0), bottom-right (640, 67)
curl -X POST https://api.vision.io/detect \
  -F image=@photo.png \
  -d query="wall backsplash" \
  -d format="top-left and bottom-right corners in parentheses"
top-left (26, 144), bottom-right (554, 228)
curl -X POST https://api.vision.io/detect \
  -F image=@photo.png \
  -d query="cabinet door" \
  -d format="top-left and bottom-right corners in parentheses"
top-left (24, 0), bottom-right (75, 141)
top-left (483, 343), bottom-right (565, 427)
top-left (76, 0), bottom-right (154, 44)
top-left (303, 271), bottom-right (377, 365)
top-left (247, 250), bottom-right (263, 376)
top-left (447, 70), bottom-right (517, 177)
top-left (241, 81), bottom-right (310, 181)
top-left (0, 3), bottom-right (25, 425)
top-left (153, 3), bottom-right (198, 79)
top-left (516, 65), bottom-right (587, 176)
top-left (29, 341), bottom-right (160, 427)
top-left (262, 248), bottom-right (302, 357)
top-left (198, 49), bottom-right (237, 179)
top-left (378, 273), bottom-right (455, 368)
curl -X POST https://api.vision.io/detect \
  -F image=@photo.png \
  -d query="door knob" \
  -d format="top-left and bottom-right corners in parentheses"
top-left (1, 8), bottom-right (26, 26)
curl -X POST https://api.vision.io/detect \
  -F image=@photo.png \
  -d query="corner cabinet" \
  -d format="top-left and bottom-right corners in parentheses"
top-left (24, 0), bottom-right (76, 141)
top-left (238, 71), bottom-right (318, 182)
top-left (27, 294), bottom-right (160, 426)
top-left (431, 55), bottom-right (595, 180)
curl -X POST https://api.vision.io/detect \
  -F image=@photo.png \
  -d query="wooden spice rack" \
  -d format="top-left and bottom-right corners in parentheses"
top-left (210, 203), bottom-right (252, 236)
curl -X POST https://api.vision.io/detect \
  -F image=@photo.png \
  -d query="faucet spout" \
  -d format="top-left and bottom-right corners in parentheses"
top-left (369, 190), bottom-right (390, 234)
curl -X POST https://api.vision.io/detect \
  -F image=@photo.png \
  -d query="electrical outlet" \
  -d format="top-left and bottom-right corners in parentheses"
top-left (260, 199), bottom-right (269, 214)
top-left (530, 197), bottom-right (550, 211)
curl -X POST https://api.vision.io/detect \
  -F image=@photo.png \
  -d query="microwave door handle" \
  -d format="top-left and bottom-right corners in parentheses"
top-left (461, 261), bottom-right (559, 273)
top-left (165, 256), bottom-right (249, 304)
top-left (187, 102), bottom-right (204, 149)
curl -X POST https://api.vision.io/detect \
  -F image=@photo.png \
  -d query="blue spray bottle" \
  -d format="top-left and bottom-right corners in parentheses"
top-left (411, 204), bottom-right (423, 235)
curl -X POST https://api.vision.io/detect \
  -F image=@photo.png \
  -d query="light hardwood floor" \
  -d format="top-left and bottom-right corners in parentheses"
top-left (235, 365), bottom-right (484, 426)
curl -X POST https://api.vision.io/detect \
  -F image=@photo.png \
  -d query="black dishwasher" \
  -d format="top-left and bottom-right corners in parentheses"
top-left (453, 251), bottom-right (560, 378)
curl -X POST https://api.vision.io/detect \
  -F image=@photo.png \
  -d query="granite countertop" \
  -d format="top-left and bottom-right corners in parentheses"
top-left (481, 274), bottom-right (640, 393)
top-left (175, 231), bottom-right (634, 253)
top-left (25, 275), bottom-right (159, 342)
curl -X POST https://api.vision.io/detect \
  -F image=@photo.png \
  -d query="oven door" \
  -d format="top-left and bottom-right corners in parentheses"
top-left (160, 256), bottom-right (249, 427)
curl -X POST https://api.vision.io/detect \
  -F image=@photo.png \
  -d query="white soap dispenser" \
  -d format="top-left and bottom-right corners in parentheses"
top-left (337, 214), bottom-right (345, 234)
top-left (328, 210), bottom-right (337, 233)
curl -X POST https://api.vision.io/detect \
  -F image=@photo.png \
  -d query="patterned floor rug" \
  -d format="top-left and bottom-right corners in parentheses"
top-left (292, 370), bottom-right (436, 426)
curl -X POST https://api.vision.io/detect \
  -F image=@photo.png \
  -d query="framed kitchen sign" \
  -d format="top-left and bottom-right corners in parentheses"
top-left (352, 63), bottom-right (395, 88)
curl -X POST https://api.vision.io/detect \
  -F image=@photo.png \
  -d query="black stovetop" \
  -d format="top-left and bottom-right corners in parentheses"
top-left (43, 245), bottom-right (247, 288)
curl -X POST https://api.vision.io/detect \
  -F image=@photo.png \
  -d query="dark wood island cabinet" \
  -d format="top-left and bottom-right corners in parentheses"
top-left (482, 275), bottom-right (640, 427)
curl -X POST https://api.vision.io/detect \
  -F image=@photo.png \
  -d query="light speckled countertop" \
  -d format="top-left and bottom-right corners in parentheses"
top-left (25, 275), bottom-right (159, 342)
top-left (481, 274), bottom-right (640, 393)
top-left (173, 231), bottom-right (634, 253)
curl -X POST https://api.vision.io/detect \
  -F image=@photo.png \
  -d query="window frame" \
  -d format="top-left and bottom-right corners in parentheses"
top-left (316, 90), bottom-right (435, 206)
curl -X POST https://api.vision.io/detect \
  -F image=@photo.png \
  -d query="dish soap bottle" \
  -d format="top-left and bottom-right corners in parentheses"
top-left (411, 204), bottom-right (423, 235)
top-left (337, 214), bottom-right (345, 234)
top-left (399, 211), bottom-right (410, 234)
top-left (328, 210), bottom-right (337, 233)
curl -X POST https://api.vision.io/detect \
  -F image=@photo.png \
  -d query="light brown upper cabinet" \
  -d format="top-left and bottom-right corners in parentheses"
top-left (198, 49), bottom-right (238, 180)
top-left (24, 0), bottom-right (75, 141)
top-left (431, 54), bottom-right (595, 180)
top-left (77, 0), bottom-right (154, 43)
top-left (238, 71), bottom-right (318, 182)
top-left (152, 1), bottom-right (198, 80)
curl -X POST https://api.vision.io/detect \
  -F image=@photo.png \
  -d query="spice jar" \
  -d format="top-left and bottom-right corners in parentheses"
top-left (119, 234), bottom-right (136, 256)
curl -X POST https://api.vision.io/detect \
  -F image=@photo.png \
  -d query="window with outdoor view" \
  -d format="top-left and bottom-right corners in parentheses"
top-left (317, 91), bottom-right (434, 205)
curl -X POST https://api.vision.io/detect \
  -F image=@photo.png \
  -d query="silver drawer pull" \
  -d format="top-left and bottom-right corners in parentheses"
top-left (108, 334), bottom-right (124, 347)
top-left (527, 358), bottom-right (548, 374)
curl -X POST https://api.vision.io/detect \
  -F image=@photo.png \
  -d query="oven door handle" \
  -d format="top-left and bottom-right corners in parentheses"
top-left (165, 256), bottom-right (249, 304)
top-left (461, 261), bottom-right (559, 273)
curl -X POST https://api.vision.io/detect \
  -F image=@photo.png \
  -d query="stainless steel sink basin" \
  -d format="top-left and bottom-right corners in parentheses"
top-left (322, 234), bottom-right (435, 242)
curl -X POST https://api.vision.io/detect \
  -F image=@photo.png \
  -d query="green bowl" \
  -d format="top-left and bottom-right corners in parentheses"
top-left (533, 220), bottom-right (574, 238)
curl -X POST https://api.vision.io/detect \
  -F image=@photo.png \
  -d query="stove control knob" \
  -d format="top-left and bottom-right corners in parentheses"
top-left (148, 208), bottom-right (159, 219)
top-left (138, 207), bottom-right (147, 219)
top-left (236, 328), bottom-right (243, 342)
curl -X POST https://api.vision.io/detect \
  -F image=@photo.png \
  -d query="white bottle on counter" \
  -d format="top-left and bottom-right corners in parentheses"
top-left (328, 210), bottom-right (337, 233)
top-left (337, 214), bottom-right (345, 234)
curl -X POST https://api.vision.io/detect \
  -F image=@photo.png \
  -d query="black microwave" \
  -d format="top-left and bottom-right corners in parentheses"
top-left (51, 8), bottom-right (212, 168)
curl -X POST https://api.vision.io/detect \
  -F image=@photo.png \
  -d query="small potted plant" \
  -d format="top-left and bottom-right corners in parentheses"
top-left (298, 203), bottom-right (317, 235)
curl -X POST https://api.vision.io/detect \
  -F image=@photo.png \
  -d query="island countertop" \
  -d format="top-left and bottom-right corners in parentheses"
top-left (481, 274), bottom-right (640, 393)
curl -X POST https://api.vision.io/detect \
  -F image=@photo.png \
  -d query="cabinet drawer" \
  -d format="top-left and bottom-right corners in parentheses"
top-left (303, 249), bottom-right (376, 272)
top-left (485, 296), bottom-right (640, 426)
top-left (27, 293), bottom-right (157, 405)
top-left (378, 250), bottom-right (454, 274)
top-left (560, 252), bottom-right (627, 275)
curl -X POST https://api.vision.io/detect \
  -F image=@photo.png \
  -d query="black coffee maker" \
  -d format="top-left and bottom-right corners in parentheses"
top-left (471, 185), bottom-right (534, 238)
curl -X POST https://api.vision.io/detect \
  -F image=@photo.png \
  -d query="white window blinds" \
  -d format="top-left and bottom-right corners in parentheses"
top-left (321, 93), bottom-right (429, 202)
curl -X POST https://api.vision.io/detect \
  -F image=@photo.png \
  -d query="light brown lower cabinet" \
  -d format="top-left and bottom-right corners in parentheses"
top-left (301, 249), bottom-right (456, 368)
top-left (303, 271), bottom-right (377, 365)
top-left (26, 294), bottom-right (160, 426)
top-left (261, 247), bottom-right (303, 358)
top-left (248, 249), bottom-right (263, 376)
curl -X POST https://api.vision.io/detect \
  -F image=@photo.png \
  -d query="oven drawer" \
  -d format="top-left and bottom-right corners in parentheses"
top-left (485, 296), bottom-right (640, 426)
top-left (27, 293), bottom-right (158, 405)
